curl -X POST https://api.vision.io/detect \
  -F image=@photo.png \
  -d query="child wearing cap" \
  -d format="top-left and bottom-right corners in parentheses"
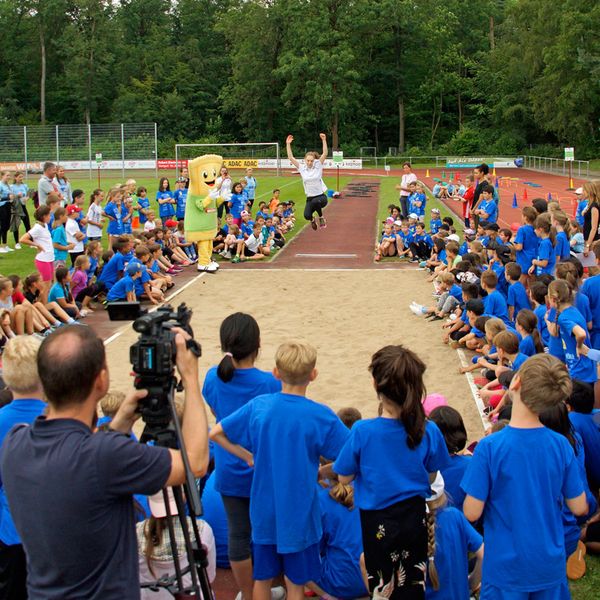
top-left (210, 341), bottom-right (349, 600)
top-left (429, 208), bottom-right (442, 235)
top-left (462, 354), bottom-right (588, 598)
top-left (106, 262), bottom-right (142, 302)
top-left (574, 187), bottom-right (588, 227)
top-left (65, 204), bottom-right (85, 266)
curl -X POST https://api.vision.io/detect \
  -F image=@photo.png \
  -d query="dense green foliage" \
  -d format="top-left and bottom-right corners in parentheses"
top-left (0, 0), bottom-right (598, 157)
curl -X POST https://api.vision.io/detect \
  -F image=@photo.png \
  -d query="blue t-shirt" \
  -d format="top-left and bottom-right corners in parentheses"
top-left (202, 366), bottom-right (281, 497)
top-left (104, 201), bottom-right (123, 235)
top-left (569, 411), bottom-right (600, 486)
top-left (547, 307), bottom-right (566, 362)
top-left (317, 485), bottom-right (367, 599)
top-left (555, 231), bottom-right (570, 262)
top-left (0, 417), bottom-right (171, 599)
top-left (333, 418), bottom-right (449, 510)
top-left (98, 252), bottom-right (128, 288)
top-left (510, 352), bottom-right (529, 371)
top-left (51, 225), bottom-right (69, 262)
top-left (581, 274), bottom-right (600, 348)
top-left (507, 281), bottom-right (531, 315)
top-left (200, 472), bottom-right (230, 568)
top-left (0, 398), bottom-right (46, 545)
top-left (440, 454), bottom-right (471, 510)
top-left (519, 334), bottom-right (537, 357)
top-left (244, 176), bottom-right (257, 199)
top-left (448, 284), bottom-right (462, 303)
top-left (156, 191), bottom-right (175, 218)
top-left (174, 189), bottom-right (188, 220)
top-left (425, 507), bottom-right (482, 600)
top-left (558, 305), bottom-right (597, 383)
top-left (536, 237), bottom-right (556, 276)
top-left (106, 275), bottom-right (135, 301)
top-left (514, 224), bottom-right (538, 272)
top-left (534, 304), bottom-right (550, 348)
top-left (221, 392), bottom-right (349, 552)
top-left (429, 218), bottom-right (442, 235)
top-left (229, 193), bottom-right (246, 219)
top-left (48, 282), bottom-right (69, 304)
top-left (479, 199), bottom-right (498, 223)
top-left (461, 426), bottom-right (584, 592)
top-left (398, 230), bottom-right (413, 248)
top-left (241, 220), bottom-right (254, 238)
top-left (575, 291), bottom-right (592, 326)
top-left (409, 192), bottom-right (426, 217)
top-left (137, 196), bottom-right (150, 224)
top-left (483, 290), bottom-right (512, 326)
top-left (121, 204), bottom-right (132, 234)
top-left (576, 199), bottom-right (588, 227)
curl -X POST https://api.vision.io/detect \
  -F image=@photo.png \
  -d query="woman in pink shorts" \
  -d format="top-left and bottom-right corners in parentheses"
top-left (19, 205), bottom-right (55, 302)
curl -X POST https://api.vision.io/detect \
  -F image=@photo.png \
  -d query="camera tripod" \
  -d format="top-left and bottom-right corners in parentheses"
top-left (139, 378), bottom-right (213, 600)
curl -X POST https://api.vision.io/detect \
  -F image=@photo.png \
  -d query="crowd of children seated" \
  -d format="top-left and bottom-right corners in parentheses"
top-left (0, 166), bottom-right (300, 344)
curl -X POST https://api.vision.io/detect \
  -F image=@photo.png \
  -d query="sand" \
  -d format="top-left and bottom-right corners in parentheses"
top-left (105, 269), bottom-right (484, 440)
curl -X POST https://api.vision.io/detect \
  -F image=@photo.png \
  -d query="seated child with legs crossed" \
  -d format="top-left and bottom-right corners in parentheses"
top-left (210, 341), bottom-right (350, 600)
top-left (410, 272), bottom-right (462, 319)
top-left (455, 300), bottom-right (486, 350)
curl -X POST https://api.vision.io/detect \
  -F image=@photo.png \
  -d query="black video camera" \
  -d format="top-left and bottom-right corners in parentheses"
top-left (130, 303), bottom-right (201, 431)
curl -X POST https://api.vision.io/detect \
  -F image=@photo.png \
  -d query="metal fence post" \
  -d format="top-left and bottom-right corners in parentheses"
top-left (154, 123), bottom-right (158, 177)
top-left (121, 123), bottom-right (125, 180)
top-left (23, 126), bottom-right (28, 181)
top-left (88, 124), bottom-right (92, 180)
top-left (55, 125), bottom-right (60, 165)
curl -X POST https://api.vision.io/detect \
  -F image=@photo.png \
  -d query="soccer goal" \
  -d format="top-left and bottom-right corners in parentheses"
top-left (174, 142), bottom-right (281, 177)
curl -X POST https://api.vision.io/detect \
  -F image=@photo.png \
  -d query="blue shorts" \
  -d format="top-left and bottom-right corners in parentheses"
top-left (480, 580), bottom-right (570, 600)
top-left (253, 543), bottom-right (321, 585)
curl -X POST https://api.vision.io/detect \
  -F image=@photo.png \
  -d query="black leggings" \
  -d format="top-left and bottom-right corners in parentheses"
top-left (221, 495), bottom-right (252, 562)
top-left (304, 194), bottom-right (328, 221)
top-left (410, 241), bottom-right (431, 260)
top-left (0, 203), bottom-right (10, 245)
top-left (217, 200), bottom-right (230, 220)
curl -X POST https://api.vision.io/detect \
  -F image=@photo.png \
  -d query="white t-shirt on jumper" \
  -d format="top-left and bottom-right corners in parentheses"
top-left (299, 161), bottom-right (325, 198)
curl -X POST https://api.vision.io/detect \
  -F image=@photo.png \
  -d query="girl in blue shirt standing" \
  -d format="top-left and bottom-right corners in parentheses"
top-left (156, 177), bottom-right (175, 222)
top-left (103, 187), bottom-right (124, 249)
top-left (513, 206), bottom-right (539, 285)
top-left (529, 213), bottom-right (556, 277)
top-left (202, 313), bottom-right (281, 600)
top-left (333, 345), bottom-right (449, 599)
top-left (552, 211), bottom-right (572, 263)
top-left (548, 279), bottom-right (598, 384)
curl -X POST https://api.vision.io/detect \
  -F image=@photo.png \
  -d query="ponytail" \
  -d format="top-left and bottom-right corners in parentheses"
top-left (329, 479), bottom-right (354, 510)
top-left (369, 345), bottom-right (426, 449)
top-left (217, 312), bottom-right (261, 383)
top-left (516, 309), bottom-right (544, 354)
top-left (426, 511), bottom-right (439, 591)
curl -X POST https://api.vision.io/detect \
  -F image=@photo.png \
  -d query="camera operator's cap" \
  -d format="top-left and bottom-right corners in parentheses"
top-left (125, 262), bottom-right (141, 276)
top-left (149, 487), bottom-right (179, 518)
top-left (575, 187), bottom-right (584, 195)
top-left (66, 204), bottom-right (81, 214)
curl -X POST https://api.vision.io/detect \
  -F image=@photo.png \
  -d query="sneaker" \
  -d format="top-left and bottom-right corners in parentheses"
top-left (419, 261), bottom-right (427, 268)
top-left (198, 263), bottom-right (218, 273)
top-left (0, 247), bottom-right (8, 254)
top-left (14, 243), bottom-right (21, 250)
top-left (231, 256), bottom-right (241, 264)
top-left (5, 246), bottom-right (14, 252)
top-left (319, 217), bottom-right (327, 228)
top-left (223, 251), bottom-right (232, 259)
top-left (271, 587), bottom-right (286, 600)
top-left (79, 309), bottom-right (89, 318)
top-left (310, 218), bottom-right (318, 230)
top-left (410, 304), bottom-right (426, 316)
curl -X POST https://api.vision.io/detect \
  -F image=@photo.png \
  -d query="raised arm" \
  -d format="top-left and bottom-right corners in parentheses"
top-left (286, 135), bottom-right (300, 169)
top-left (318, 133), bottom-right (328, 164)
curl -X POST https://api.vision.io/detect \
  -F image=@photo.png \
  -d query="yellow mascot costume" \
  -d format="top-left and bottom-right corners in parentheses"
top-left (184, 154), bottom-right (224, 272)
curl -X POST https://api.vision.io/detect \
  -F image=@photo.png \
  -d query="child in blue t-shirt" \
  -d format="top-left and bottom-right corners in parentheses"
top-left (462, 353), bottom-right (587, 598)
top-left (135, 186), bottom-right (150, 225)
top-left (106, 262), bottom-right (142, 302)
top-left (548, 279), bottom-right (597, 384)
top-left (552, 211), bottom-right (571, 263)
top-left (103, 187), bottom-right (124, 247)
top-left (530, 213), bottom-right (556, 276)
top-left (156, 177), bottom-right (175, 221)
top-left (481, 270), bottom-right (512, 327)
top-left (505, 262), bottom-right (531, 321)
top-left (210, 341), bottom-right (349, 598)
top-left (575, 189), bottom-right (588, 227)
top-left (429, 208), bottom-right (442, 235)
top-left (475, 185), bottom-right (498, 223)
top-left (529, 281), bottom-right (550, 349)
top-left (244, 168), bottom-right (257, 209)
top-left (425, 474), bottom-right (483, 600)
top-left (173, 178), bottom-right (188, 221)
top-left (51, 207), bottom-right (72, 268)
top-left (515, 309), bottom-right (544, 357)
top-left (513, 206), bottom-right (539, 282)
top-left (332, 345), bottom-right (449, 597)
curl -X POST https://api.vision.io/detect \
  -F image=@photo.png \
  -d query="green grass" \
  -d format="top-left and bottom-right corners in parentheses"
top-left (0, 171), bottom-right (357, 277)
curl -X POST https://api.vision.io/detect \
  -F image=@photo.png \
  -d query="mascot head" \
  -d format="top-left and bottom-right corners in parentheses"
top-left (188, 154), bottom-right (224, 196)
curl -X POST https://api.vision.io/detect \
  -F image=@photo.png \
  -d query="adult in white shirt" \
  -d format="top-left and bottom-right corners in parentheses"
top-left (65, 205), bottom-right (85, 265)
top-left (215, 167), bottom-right (232, 221)
top-left (286, 133), bottom-right (328, 230)
top-left (395, 162), bottom-right (418, 218)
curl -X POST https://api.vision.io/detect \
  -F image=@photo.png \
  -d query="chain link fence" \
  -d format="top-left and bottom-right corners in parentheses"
top-left (0, 123), bottom-right (158, 179)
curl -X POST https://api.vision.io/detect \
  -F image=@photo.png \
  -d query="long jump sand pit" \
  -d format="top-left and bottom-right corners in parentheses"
top-left (105, 269), bottom-right (484, 440)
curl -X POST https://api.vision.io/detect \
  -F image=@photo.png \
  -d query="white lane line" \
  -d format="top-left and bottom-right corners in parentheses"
top-left (295, 253), bottom-right (358, 258)
top-left (455, 348), bottom-right (490, 430)
top-left (104, 272), bottom-right (206, 346)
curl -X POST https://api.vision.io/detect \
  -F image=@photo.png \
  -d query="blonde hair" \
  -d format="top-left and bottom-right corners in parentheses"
top-left (547, 201), bottom-right (561, 214)
top-left (517, 353), bottom-right (572, 415)
top-left (437, 272), bottom-right (455, 286)
top-left (583, 180), bottom-right (600, 208)
top-left (107, 187), bottom-right (122, 203)
top-left (275, 340), bottom-right (317, 385)
top-left (2, 336), bottom-right (42, 394)
top-left (484, 317), bottom-right (506, 341)
top-left (100, 390), bottom-right (126, 418)
top-left (552, 211), bottom-right (572, 236)
top-left (425, 491), bottom-right (448, 591)
top-left (328, 478), bottom-right (354, 510)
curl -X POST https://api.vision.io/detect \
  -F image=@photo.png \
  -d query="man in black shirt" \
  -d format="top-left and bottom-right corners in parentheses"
top-left (471, 163), bottom-right (490, 229)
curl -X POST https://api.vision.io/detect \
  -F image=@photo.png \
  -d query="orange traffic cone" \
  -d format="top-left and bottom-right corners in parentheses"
top-left (492, 167), bottom-right (497, 177)
top-left (523, 187), bottom-right (528, 202)
top-left (426, 169), bottom-right (430, 178)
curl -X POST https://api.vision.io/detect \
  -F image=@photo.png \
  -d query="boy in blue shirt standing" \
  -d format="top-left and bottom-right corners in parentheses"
top-left (505, 262), bottom-right (531, 321)
top-left (462, 354), bottom-right (588, 599)
top-left (210, 341), bottom-right (349, 600)
top-left (475, 185), bottom-right (498, 224)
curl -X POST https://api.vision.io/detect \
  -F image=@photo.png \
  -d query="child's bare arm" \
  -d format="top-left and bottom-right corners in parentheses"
top-left (209, 423), bottom-right (254, 467)
top-left (566, 492), bottom-right (588, 517)
top-left (463, 495), bottom-right (485, 522)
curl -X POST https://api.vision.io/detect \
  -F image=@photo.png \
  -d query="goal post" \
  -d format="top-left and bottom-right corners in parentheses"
top-left (174, 142), bottom-right (281, 177)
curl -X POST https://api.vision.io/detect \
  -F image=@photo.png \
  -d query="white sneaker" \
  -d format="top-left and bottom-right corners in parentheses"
top-left (0, 247), bottom-right (7, 254)
top-left (209, 260), bottom-right (220, 270)
top-left (223, 251), bottom-right (232, 259)
top-left (198, 263), bottom-right (218, 273)
top-left (79, 309), bottom-right (89, 318)
top-left (271, 587), bottom-right (286, 600)
top-left (410, 304), bottom-right (426, 316)
top-left (14, 243), bottom-right (21, 250)
top-left (5, 246), bottom-right (14, 252)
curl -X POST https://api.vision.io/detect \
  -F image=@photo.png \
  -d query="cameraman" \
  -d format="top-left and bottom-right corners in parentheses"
top-left (0, 325), bottom-right (209, 599)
